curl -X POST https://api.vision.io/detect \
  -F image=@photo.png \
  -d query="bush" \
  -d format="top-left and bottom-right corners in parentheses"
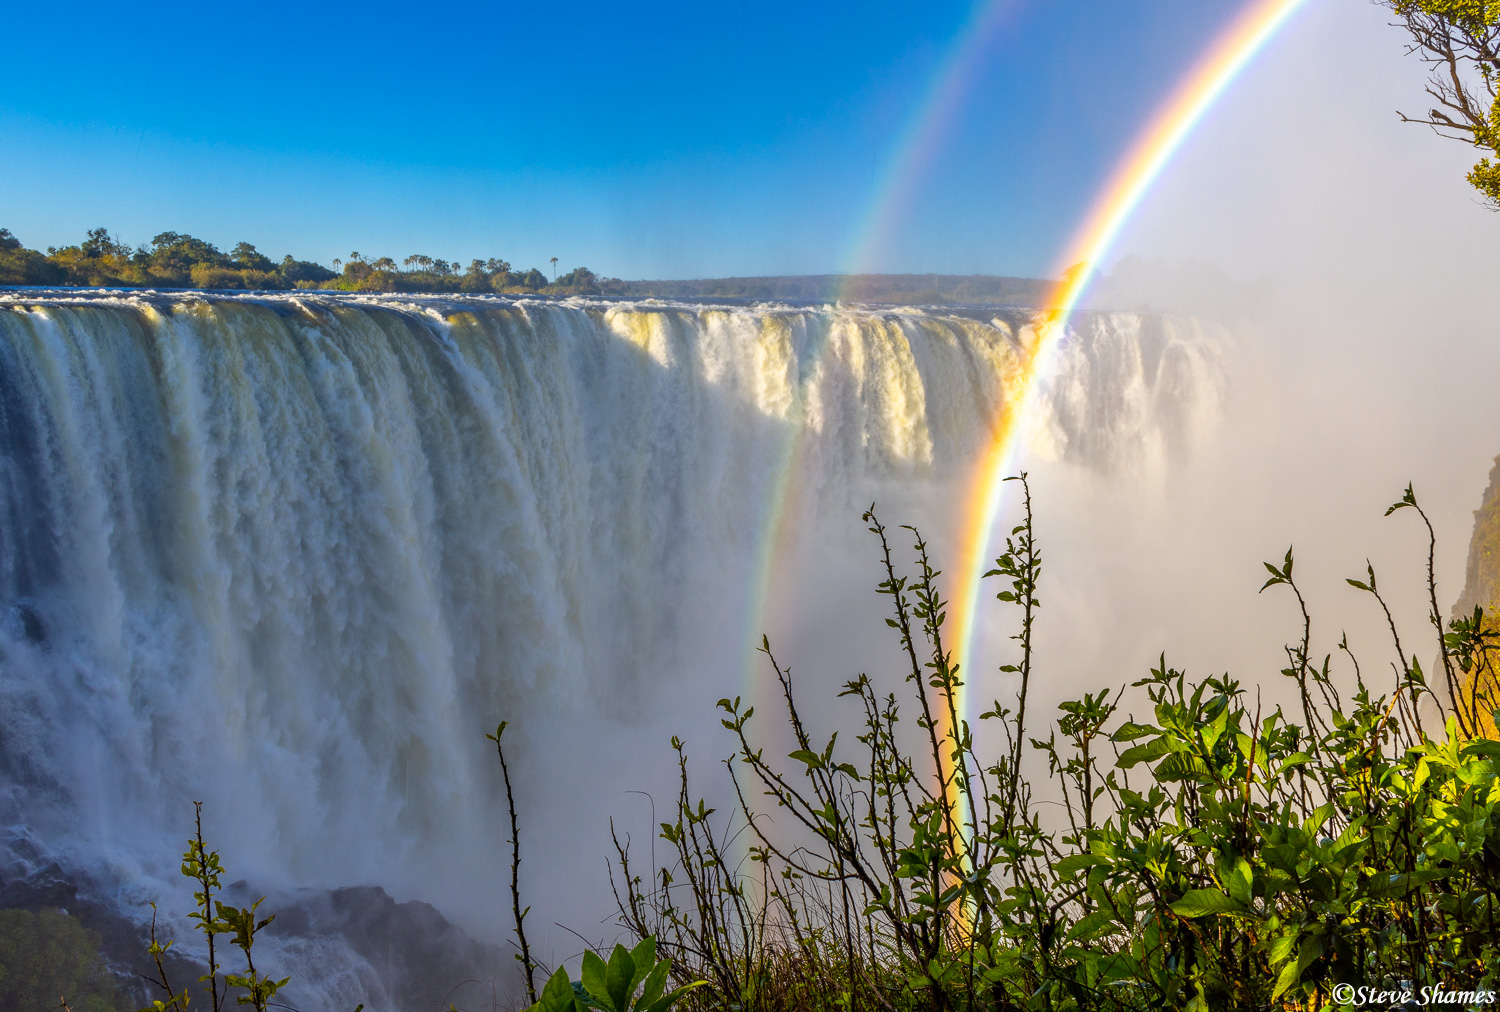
top-left (606, 480), bottom-right (1500, 1011)
top-left (0, 908), bottom-right (121, 1012)
top-left (137, 804), bottom-right (290, 1012)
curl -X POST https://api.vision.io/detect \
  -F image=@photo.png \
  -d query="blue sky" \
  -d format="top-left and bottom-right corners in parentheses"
top-left (3, 1), bottom-right (1265, 279)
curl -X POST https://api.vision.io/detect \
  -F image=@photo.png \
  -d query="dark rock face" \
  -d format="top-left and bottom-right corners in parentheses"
top-left (0, 856), bottom-right (160, 998)
top-left (1455, 453), bottom-right (1500, 620)
top-left (0, 854), bottom-right (511, 1011)
top-left (266, 885), bottom-right (511, 1010)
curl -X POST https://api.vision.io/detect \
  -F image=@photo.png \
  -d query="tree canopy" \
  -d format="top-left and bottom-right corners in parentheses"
top-left (0, 226), bottom-right (619, 296)
top-left (1386, 0), bottom-right (1500, 205)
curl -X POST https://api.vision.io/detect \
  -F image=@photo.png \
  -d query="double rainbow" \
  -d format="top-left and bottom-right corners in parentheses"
top-left (741, 0), bottom-right (1313, 745)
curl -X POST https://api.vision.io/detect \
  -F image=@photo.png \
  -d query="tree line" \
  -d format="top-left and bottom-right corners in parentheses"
top-left (0, 226), bottom-right (621, 296)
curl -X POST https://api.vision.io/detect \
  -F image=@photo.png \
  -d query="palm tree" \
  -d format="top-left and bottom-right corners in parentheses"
top-left (550, 256), bottom-right (558, 281)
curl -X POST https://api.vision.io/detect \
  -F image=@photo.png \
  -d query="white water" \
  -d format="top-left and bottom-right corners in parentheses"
top-left (0, 291), bottom-right (1227, 1007)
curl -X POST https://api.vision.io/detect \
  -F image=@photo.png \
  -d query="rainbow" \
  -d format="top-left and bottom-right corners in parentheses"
top-left (740, 0), bottom-right (1313, 754)
top-left (837, 0), bottom-right (1028, 280)
top-left (947, 0), bottom-right (1312, 722)
top-left (736, 0), bottom-right (1028, 699)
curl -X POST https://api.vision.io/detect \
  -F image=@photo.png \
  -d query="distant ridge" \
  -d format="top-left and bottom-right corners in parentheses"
top-left (615, 273), bottom-right (1055, 307)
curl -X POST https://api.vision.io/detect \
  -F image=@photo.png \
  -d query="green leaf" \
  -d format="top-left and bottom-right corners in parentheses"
top-left (1054, 853), bottom-right (1110, 876)
top-left (1462, 739), bottom-right (1500, 759)
top-left (581, 951), bottom-right (610, 1010)
top-left (627, 937), bottom-right (657, 998)
top-left (633, 959), bottom-right (671, 1012)
top-left (1272, 956), bottom-right (1302, 999)
top-left (1225, 857), bottom-right (1253, 906)
top-left (1111, 721), bottom-right (1159, 742)
top-left (1169, 889), bottom-right (1246, 919)
top-left (638, 982), bottom-right (708, 1012)
top-left (1295, 934), bottom-right (1325, 978)
top-left (1067, 908), bottom-right (1118, 943)
top-left (606, 943), bottom-right (634, 1012)
top-left (1117, 739), bottom-right (1172, 769)
top-left (1155, 753), bottom-right (1211, 782)
top-left (537, 967), bottom-right (577, 1012)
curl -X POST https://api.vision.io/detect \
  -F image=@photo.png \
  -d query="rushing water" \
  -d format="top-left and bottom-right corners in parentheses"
top-left (0, 291), bottom-right (1227, 1007)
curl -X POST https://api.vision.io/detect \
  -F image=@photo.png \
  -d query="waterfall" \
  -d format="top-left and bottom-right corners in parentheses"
top-left (0, 291), bottom-right (1228, 1007)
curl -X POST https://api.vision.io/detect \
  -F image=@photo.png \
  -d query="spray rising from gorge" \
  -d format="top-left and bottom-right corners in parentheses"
top-left (0, 292), bottom-right (1227, 1004)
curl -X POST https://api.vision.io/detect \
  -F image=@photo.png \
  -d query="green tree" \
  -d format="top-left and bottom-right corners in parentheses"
top-left (277, 255), bottom-right (337, 283)
top-left (0, 227), bottom-right (64, 285)
top-left (459, 259), bottom-right (491, 291)
top-left (555, 267), bottom-right (599, 292)
top-left (0, 908), bottom-right (121, 1012)
top-left (148, 233), bottom-right (227, 272)
top-left (81, 227), bottom-right (131, 259)
top-left (229, 242), bottom-right (274, 271)
top-left (1386, 1), bottom-right (1500, 205)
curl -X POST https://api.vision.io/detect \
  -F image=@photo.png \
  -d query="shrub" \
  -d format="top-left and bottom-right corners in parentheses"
top-left (0, 907), bottom-right (121, 1012)
top-left (607, 479), bottom-right (1500, 1011)
top-left (138, 804), bottom-right (291, 1012)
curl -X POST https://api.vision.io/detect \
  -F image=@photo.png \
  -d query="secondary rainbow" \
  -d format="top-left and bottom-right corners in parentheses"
top-left (946, 0), bottom-right (1314, 725)
top-left (734, 0), bottom-right (1028, 704)
top-left (837, 0), bottom-right (1026, 283)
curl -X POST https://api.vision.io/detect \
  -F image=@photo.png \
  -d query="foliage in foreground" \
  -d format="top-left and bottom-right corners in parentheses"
top-left (596, 479), bottom-right (1500, 1012)
top-left (135, 803), bottom-right (293, 1012)
top-left (527, 939), bottom-right (706, 1012)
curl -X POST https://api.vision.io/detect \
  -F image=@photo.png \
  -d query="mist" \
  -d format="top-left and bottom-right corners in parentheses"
top-left (2, 3), bottom-right (1497, 1008)
top-left (957, 0), bottom-right (1500, 713)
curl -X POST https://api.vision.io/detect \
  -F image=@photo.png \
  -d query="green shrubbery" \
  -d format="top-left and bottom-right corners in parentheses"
top-left (136, 804), bottom-right (290, 1012)
top-left (0, 907), bottom-right (120, 1012)
top-left (600, 480), bottom-right (1500, 1012)
top-left (526, 939), bottom-right (705, 1012)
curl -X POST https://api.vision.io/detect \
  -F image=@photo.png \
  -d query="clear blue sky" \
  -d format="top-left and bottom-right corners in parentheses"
top-left (1, 1), bottom-right (1252, 280)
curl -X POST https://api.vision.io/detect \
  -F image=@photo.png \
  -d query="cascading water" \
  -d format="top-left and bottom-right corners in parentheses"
top-left (0, 291), bottom-right (1227, 1008)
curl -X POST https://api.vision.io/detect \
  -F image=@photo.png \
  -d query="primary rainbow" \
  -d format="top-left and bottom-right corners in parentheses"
top-left (946, 0), bottom-right (1313, 722)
